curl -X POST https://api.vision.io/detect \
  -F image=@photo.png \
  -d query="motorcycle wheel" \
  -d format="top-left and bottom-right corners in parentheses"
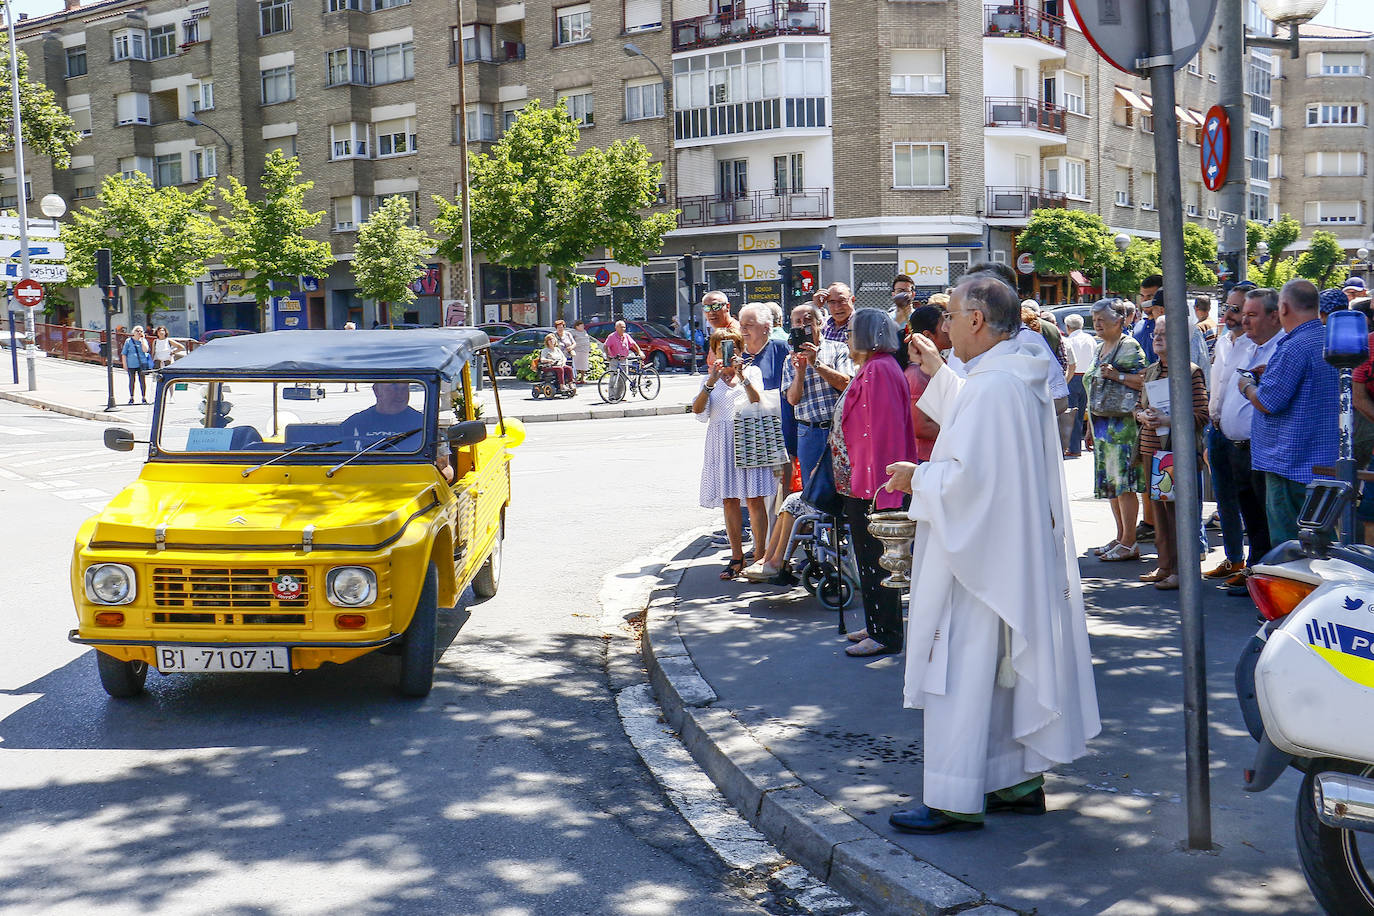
top-left (1297, 761), bottom-right (1374, 915)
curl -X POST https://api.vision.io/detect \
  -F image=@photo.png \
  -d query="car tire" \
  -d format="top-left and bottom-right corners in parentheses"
top-left (472, 517), bottom-right (503, 600)
top-left (495, 358), bottom-right (515, 377)
top-left (96, 652), bottom-right (148, 698)
top-left (398, 563), bottom-right (439, 698)
top-left (651, 351), bottom-right (669, 372)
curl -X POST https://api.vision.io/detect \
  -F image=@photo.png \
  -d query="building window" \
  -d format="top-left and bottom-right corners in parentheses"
top-left (893, 142), bottom-right (947, 189)
top-left (1248, 188), bottom-right (1269, 221)
top-left (72, 169), bottom-right (96, 199)
top-left (373, 0), bottom-right (412, 9)
top-left (154, 153), bottom-right (183, 188)
top-left (1140, 171), bottom-right (1155, 209)
top-left (1114, 166), bottom-right (1131, 206)
top-left (261, 66), bottom-right (296, 104)
top-left (333, 196), bottom-right (360, 232)
top-left (557, 3), bottom-right (592, 46)
top-left (112, 29), bottom-right (147, 62)
top-left (459, 105), bottom-right (496, 142)
top-left (266, 135), bottom-right (297, 159)
top-left (1307, 151), bottom-right (1366, 177)
top-left (624, 0), bottom-right (661, 32)
top-left (183, 9), bottom-right (209, 44)
top-left (625, 79), bottom-right (664, 120)
top-left (1311, 51), bottom-right (1365, 76)
top-left (190, 80), bottom-right (214, 113)
top-left (327, 48), bottom-right (368, 85)
top-left (65, 45), bottom-right (87, 78)
top-left (1306, 201), bottom-right (1364, 225)
top-left (69, 104), bottom-right (92, 136)
top-left (560, 89), bottom-right (594, 126)
top-left (890, 50), bottom-right (945, 95)
top-left (718, 158), bottom-right (747, 198)
top-left (190, 146), bottom-right (217, 180)
top-left (372, 191), bottom-right (420, 225)
top-left (259, 0), bottom-right (292, 36)
top-left (460, 24), bottom-right (494, 62)
top-left (330, 122), bottom-right (369, 159)
top-left (1061, 71), bottom-right (1087, 115)
top-left (503, 104), bottom-right (523, 132)
top-left (371, 42), bottom-right (414, 84)
top-left (1247, 125), bottom-right (1270, 181)
top-left (377, 117), bottom-right (419, 153)
top-left (150, 24), bottom-right (177, 60)
top-left (329, 0), bottom-right (364, 9)
top-left (1187, 182), bottom-right (1202, 216)
top-left (1045, 157), bottom-right (1086, 198)
top-left (115, 91), bottom-right (151, 125)
top-left (1307, 104), bottom-right (1361, 126)
top-left (774, 152), bottom-right (804, 194)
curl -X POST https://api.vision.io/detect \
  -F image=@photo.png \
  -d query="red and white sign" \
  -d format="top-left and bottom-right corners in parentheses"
top-left (799, 269), bottom-right (814, 292)
top-left (1016, 252), bottom-right (1036, 276)
top-left (13, 278), bottom-right (43, 308)
top-left (1200, 105), bottom-right (1231, 193)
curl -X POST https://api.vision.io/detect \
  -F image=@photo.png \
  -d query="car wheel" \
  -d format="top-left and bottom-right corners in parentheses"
top-left (96, 652), bottom-right (148, 698)
top-left (472, 517), bottom-right (503, 600)
top-left (652, 351), bottom-right (669, 372)
top-left (398, 563), bottom-right (439, 697)
top-left (495, 358), bottom-right (515, 377)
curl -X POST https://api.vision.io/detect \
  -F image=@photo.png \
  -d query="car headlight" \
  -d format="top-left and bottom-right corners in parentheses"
top-left (85, 564), bottom-right (136, 606)
top-left (669, 344), bottom-right (688, 352)
top-left (326, 567), bottom-right (377, 607)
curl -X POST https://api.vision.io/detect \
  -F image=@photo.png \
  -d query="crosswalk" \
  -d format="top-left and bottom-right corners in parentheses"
top-left (0, 407), bottom-right (143, 513)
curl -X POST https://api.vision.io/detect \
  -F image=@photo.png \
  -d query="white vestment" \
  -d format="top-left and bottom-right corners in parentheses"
top-left (905, 338), bottom-right (1101, 814)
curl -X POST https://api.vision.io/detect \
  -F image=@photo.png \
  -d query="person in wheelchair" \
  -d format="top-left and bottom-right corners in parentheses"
top-left (537, 333), bottom-right (575, 394)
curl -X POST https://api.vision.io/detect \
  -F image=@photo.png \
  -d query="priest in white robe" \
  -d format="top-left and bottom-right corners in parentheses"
top-left (881, 274), bottom-right (1100, 834)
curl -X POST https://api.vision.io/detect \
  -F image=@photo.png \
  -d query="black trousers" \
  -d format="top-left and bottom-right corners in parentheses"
top-left (842, 494), bottom-right (905, 650)
top-left (1229, 440), bottom-right (1271, 564)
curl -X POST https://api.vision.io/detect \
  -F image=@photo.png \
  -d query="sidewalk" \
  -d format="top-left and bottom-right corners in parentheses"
top-left (0, 352), bottom-right (697, 425)
top-left (642, 457), bottom-right (1318, 916)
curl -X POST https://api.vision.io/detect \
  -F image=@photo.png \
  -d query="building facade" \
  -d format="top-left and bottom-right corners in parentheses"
top-left (11, 0), bottom-right (1288, 335)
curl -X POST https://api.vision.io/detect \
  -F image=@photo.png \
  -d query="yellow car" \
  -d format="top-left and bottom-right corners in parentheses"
top-left (71, 328), bottom-right (524, 698)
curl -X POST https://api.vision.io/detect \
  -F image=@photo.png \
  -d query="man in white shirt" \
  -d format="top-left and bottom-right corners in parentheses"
top-left (1207, 287), bottom-right (1284, 588)
top-left (1063, 313), bottom-right (1096, 457)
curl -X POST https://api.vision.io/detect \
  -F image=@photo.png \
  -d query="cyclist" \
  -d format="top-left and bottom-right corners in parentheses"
top-left (604, 320), bottom-right (644, 398)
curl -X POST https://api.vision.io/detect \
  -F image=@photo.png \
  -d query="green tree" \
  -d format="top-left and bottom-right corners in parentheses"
top-left (1017, 208), bottom-right (1116, 288)
top-left (354, 195), bottom-right (432, 323)
top-left (1294, 230), bottom-right (1350, 288)
top-left (61, 172), bottom-right (221, 325)
top-left (218, 151), bottom-right (334, 319)
top-left (1106, 237), bottom-right (1161, 296)
top-left (1182, 222), bottom-right (1219, 287)
top-left (1253, 213), bottom-right (1301, 288)
top-left (432, 100), bottom-right (677, 317)
top-left (1246, 220), bottom-right (1265, 261)
top-left (0, 43), bottom-right (82, 168)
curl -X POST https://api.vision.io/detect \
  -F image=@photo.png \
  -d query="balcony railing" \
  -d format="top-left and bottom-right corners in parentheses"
top-left (675, 96), bottom-right (826, 141)
top-left (985, 96), bottom-right (1065, 133)
top-left (983, 5), bottom-right (1066, 49)
top-left (677, 188), bottom-right (830, 228)
top-left (672, 2), bottom-right (826, 52)
top-left (454, 40), bottom-right (526, 65)
top-left (985, 185), bottom-right (1067, 218)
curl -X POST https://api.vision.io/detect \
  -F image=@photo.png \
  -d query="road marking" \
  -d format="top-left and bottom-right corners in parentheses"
top-left (25, 480), bottom-right (50, 490)
top-left (55, 488), bottom-right (109, 501)
top-left (83, 501), bottom-right (110, 512)
top-left (0, 467), bottom-right (18, 480)
top-left (41, 478), bottom-right (81, 489)
top-left (0, 425), bottom-right (39, 436)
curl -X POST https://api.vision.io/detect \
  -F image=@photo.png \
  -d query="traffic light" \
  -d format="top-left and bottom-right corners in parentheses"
top-left (95, 248), bottom-right (112, 290)
top-left (777, 256), bottom-right (794, 302)
top-left (678, 254), bottom-right (694, 293)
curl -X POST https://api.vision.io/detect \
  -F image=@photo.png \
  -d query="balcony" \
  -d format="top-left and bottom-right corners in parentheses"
top-left (675, 96), bottom-right (827, 142)
top-left (677, 188), bottom-right (830, 228)
top-left (985, 96), bottom-right (1065, 133)
top-left (983, 5), bottom-right (1066, 49)
top-left (985, 186), bottom-right (1067, 218)
top-left (673, 2), bottom-right (826, 53)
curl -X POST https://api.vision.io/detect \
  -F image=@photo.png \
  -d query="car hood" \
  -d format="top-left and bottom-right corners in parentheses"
top-left (86, 465), bottom-right (444, 552)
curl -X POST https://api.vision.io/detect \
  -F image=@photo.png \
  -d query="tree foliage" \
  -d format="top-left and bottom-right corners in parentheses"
top-left (1252, 214), bottom-right (1301, 288)
top-left (1018, 209), bottom-right (1116, 280)
top-left (1106, 237), bottom-right (1161, 296)
top-left (1181, 222), bottom-right (1219, 287)
top-left (432, 100), bottom-right (677, 315)
top-left (218, 151), bottom-right (334, 310)
top-left (1294, 230), bottom-right (1349, 288)
top-left (354, 195), bottom-right (432, 322)
top-left (62, 172), bottom-right (221, 323)
top-left (0, 45), bottom-right (82, 169)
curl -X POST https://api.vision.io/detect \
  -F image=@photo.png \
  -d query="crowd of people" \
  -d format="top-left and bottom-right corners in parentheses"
top-left (688, 261), bottom-right (1360, 835)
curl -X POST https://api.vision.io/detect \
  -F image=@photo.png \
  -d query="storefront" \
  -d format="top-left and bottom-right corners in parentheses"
top-left (479, 263), bottom-right (540, 325)
top-left (844, 244), bottom-right (978, 309)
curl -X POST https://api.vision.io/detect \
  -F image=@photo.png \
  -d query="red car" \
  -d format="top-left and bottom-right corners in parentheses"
top-left (584, 320), bottom-right (699, 371)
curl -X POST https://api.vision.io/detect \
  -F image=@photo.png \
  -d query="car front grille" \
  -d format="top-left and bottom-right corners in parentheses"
top-left (152, 567), bottom-right (311, 620)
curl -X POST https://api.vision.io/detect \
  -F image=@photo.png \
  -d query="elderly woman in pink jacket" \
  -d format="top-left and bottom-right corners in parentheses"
top-left (830, 308), bottom-right (917, 657)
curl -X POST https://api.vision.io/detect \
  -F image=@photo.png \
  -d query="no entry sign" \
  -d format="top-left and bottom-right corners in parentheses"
top-left (1200, 105), bottom-right (1231, 192)
top-left (13, 278), bottom-right (43, 308)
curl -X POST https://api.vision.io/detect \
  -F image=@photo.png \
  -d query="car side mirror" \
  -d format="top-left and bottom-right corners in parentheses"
top-left (104, 427), bottom-right (135, 452)
top-left (447, 419), bottom-right (487, 449)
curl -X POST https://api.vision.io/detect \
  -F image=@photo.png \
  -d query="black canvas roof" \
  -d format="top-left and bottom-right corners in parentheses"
top-left (164, 329), bottom-right (490, 382)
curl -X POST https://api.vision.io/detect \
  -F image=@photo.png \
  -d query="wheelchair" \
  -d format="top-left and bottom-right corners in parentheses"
top-left (782, 502), bottom-right (860, 612)
top-left (531, 366), bottom-right (577, 400)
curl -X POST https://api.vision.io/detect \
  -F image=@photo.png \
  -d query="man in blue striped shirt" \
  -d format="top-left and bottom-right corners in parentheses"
top-left (1240, 279), bottom-right (1339, 544)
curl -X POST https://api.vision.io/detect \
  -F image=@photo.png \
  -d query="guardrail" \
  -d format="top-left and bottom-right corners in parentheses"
top-left (985, 185), bottom-right (1068, 218)
top-left (0, 316), bottom-right (199, 366)
top-left (985, 96), bottom-right (1066, 133)
top-left (983, 4), bottom-right (1066, 49)
top-left (676, 188), bottom-right (830, 228)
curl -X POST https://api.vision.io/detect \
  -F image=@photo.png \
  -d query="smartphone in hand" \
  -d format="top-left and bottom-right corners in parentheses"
top-left (721, 340), bottom-right (734, 364)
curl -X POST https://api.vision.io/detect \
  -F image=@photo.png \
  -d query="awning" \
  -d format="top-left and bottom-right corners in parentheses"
top-left (1187, 109), bottom-right (1206, 126)
top-left (1177, 106), bottom-right (1203, 126)
top-left (1070, 270), bottom-right (1092, 287)
top-left (1115, 87), bottom-right (1150, 111)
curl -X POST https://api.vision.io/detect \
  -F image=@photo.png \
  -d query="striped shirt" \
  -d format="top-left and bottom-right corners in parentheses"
top-left (1137, 361), bottom-right (1209, 460)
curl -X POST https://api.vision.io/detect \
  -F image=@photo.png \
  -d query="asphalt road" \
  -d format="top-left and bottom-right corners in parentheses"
top-left (0, 403), bottom-right (759, 916)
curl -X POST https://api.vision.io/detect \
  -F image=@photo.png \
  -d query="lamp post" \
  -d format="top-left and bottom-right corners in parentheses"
top-left (454, 0), bottom-right (475, 323)
top-left (2, 0), bottom-right (38, 391)
top-left (182, 114), bottom-right (234, 171)
top-left (1102, 232), bottom-right (1131, 298)
top-left (624, 41), bottom-right (677, 326)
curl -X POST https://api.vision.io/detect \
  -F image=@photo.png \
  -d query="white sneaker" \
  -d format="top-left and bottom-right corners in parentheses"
top-left (742, 562), bottom-right (779, 582)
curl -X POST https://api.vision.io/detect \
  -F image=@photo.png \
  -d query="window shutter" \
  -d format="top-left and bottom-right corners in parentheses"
top-left (624, 0), bottom-right (661, 30)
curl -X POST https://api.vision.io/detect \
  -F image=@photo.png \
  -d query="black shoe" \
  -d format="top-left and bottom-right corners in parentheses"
top-left (1135, 522), bottom-right (1156, 542)
top-left (888, 806), bottom-right (983, 834)
top-left (986, 787), bottom-right (1047, 816)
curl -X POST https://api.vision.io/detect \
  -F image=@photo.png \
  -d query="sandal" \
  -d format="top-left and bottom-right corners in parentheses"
top-left (1092, 539), bottom-right (1120, 557)
top-left (1139, 568), bottom-right (1167, 583)
top-left (720, 558), bottom-right (745, 580)
top-left (846, 628), bottom-right (870, 643)
top-left (1100, 543), bottom-right (1141, 562)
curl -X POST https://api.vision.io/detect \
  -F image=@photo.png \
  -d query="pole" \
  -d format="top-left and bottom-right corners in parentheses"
top-left (4, 1), bottom-right (34, 391)
top-left (1217, 0), bottom-right (1247, 284)
top-left (455, 0), bottom-right (476, 324)
top-left (103, 288), bottom-right (116, 411)
top-left (1144, 0), bottom-right (1212, 851)
top-left (1338, 366), bottom-right (1357, 542)
top-left (7, 308), bottom-right (16, 383)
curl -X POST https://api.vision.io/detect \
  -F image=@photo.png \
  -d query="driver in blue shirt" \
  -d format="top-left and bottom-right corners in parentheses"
top-left (344, 382), bottom-right (454, 482)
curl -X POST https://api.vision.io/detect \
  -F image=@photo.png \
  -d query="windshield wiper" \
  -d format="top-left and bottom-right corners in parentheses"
top-left (325, 427), bottom-right (423, 478)
top-left (241, 439), bottom-right (343, 478)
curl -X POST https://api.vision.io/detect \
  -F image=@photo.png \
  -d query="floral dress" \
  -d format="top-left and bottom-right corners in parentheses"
top-left (1088, 335), bottom-right (1147, 499)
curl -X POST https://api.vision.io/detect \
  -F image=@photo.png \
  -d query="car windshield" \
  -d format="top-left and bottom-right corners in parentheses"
top-left (642, 322), bottom-right (677, 338)
top-left (155, 378), bottom-right (430, 458)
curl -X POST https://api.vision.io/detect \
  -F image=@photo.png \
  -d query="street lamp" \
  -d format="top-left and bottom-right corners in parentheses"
top-left (39, 194), bottom-right (65, 220)
top-left (1102, 232), bottom-right (1132, 298)
top-left (1254, 0), bottom-right (1328, 56)
top-left (182, 113), bottom-right (234, 169)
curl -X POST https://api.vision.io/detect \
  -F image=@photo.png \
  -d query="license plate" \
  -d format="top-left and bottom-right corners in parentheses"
top-left (155, 645), bottom-right (291, 673)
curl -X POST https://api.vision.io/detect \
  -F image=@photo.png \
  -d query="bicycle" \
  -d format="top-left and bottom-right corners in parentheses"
top-left (598, 358), bottom-right (661, 404)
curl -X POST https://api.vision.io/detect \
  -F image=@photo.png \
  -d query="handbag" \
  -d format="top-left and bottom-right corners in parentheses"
top-left (1088, 341), bottom-right (1140, 418)
top-left (1150, 450), bottom-right (1175, 502)
top-left (733, 402), bottom-right (790, 469)
top-left (801, 445), bottom-right (844, 516)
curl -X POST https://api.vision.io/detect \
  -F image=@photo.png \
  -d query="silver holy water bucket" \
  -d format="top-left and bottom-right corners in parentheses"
top-left (866, 510), bottom-right (917, 589)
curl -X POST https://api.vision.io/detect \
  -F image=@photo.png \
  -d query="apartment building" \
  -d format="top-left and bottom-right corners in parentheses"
top-left (1272, 23), bottom-right (1374, 258)
top-left (11, 0), bottom-right (1275, 335)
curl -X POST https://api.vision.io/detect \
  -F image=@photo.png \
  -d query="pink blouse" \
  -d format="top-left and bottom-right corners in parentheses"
top-left (841, 353), bottom-right (917, 509)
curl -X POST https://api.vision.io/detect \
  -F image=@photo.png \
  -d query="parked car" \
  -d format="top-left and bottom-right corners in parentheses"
top-left (583, 320), bottom-right (698, 371)
top-left (478, 323), bottom-right (526, 340)
top-left (488, 326), bottom-right (554, 377)
top-left (1049, 304), bottom-right (1097, 337)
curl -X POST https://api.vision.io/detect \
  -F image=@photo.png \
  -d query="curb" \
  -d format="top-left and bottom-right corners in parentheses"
top-left (0, 389), bottom-right (129, 424)
top-left (640, 536), bottom-right (1020, 916)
